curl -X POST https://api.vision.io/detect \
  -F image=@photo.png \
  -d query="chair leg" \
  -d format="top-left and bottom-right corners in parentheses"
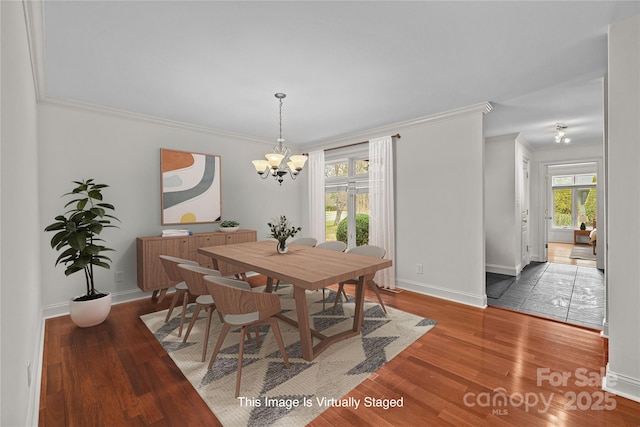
top-left (268, 318), bottom-right (290, 368)
top-left (165, 289), bottom-right (183, 322)
top-left (332, 283), bottom-right (345, 314)
top-left (178, 292), bottom-right (189, 337)
top-left (235, 326), bottom-right (247, 398)
top-left (322, 288), bottom-right (326, 311)
top-left (274, 279), bottom-right (281, 291)
top-left (157, 288), bottom-right (169, 304)
top-left (183, 303), bottom-right (202, 342)
top-left (368, 281), bottom-right (387, 314)
top-left (208, 323), bottom-right (231, 369)
top-left (201, 304), bottom-right (216, 362)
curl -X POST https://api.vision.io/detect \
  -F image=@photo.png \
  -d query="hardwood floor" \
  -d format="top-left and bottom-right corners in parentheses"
top-left (39, 281), bottom-right (639, 426)
top-left (548, 241), bottom-right (596, 267)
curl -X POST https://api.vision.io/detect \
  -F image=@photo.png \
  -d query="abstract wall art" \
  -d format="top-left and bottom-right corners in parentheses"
top-left (161, 149), bottom-right (221, 225)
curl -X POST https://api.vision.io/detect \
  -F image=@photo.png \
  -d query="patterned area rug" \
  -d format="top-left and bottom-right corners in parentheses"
top-left (141, 285), bottom-right (436, 426)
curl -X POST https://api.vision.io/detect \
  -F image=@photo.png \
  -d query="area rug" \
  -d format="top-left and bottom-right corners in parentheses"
top-left (486, 273), bottom-right (515, 299)
top-left (141, 286), bottom-right (436, 427)
top-left (570, 245), bottom-right (596, 260)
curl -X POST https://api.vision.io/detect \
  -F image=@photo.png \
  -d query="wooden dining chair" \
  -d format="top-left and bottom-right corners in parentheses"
top-left (315, 240), bottom-right (347, 309)
top-left (159, 255), bottom-right (199, 335)
top-left (204, 275), bottom-right (290, 398)
top-left (274, 237), bottom-right (318, 291)
top-left (177, 264), bottom-right (222, 362)
top-left (332, 245), bottom-right (388, 314)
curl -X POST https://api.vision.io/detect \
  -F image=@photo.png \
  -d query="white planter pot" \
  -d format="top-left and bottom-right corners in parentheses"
top-left (69, 292), bottom-right (112, 327)
top-left (219, 226), bottom-right (239, 233)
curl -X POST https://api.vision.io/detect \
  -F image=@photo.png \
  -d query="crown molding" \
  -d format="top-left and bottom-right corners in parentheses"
top-left (306, 101), bottom-right (493, 152)
top-left (23, 0), bottom-right (46, 102)
top-left (41, 95), bottom-right (278, 146)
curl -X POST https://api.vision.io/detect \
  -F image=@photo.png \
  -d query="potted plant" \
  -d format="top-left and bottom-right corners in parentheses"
top-left (219, 220), bottom-right (240, 233)
top-left (267, 215), bottom-right (301, 254)
top-left (44, 179), bottom-right (120, 327)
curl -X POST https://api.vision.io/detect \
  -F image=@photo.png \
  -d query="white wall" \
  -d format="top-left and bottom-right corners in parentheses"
top-left (484, 133), bottom-right (520, 276)
top-left (604, 14), bottom-right (640, 402)
top-left (38, 102), bottom-right (304, 315)
top-left (395, 109), bottom-right (487, 307)
top-left (1, 2), bottom-right (43, 425)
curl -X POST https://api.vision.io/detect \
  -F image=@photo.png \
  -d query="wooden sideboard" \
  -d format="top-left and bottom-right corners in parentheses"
top-left (136, 229), bottom-right (257, 296)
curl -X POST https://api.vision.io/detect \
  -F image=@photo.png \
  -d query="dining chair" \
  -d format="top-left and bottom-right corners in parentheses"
top-left (177, 264), bottom-right (222, 362)
top-left (315, 240), bottom-right (347, 309)
top-left (159, 255), bottom-right (199, 335)
top-left (274, 237), bottom-right (318, 291)
top-left (332, 245), bottom-right (388, 315)
top-left (204, 275), bottom-right (290, 398)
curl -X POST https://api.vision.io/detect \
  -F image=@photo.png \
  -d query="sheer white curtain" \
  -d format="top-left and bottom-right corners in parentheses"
top-left (369, 136), bottom-right (396, 289)
top-left (307, 150), bottom-right (326, 242)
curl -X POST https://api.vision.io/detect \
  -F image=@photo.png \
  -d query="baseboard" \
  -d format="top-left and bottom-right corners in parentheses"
top-left (396, 278), bottom-right (487, 308)
top-left (42, 288), bottom-right (150, 319)
top-left (26, 313), bottom-right (45, 427)
top-left (485, 264), bottom-right (518, 276)
top-left (603, 363), bottom-right (640, 403)
top-left (601, 319), bottom-right (609, 338)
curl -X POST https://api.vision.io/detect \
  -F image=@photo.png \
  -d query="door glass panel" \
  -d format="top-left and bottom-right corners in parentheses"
top-left (354, 193), bottom-right (370, 246)
top-left (553, 188), bottom-right (572, 227)
top-left (325, 191), bottom-right (348, 241)
top-left (578, 187), bottom-right (597, 228)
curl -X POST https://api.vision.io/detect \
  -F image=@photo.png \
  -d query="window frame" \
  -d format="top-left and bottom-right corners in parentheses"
top-left (324, 148), bottom-right (369, 247)
top-left (551, 173), bottom-right (597, 229)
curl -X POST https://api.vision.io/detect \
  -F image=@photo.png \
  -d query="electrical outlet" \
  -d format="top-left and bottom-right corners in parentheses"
top-left (416, 263), bottom-right (423, 274)
top-left (27, 361), bottom-right (32, 387)
top-left (115, 271), bottom-right (124, 282)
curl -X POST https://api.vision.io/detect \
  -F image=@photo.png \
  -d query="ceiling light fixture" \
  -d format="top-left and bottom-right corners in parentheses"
top-left (252, 93), bottom-right (308, 185)
top-left (555, 123), bottom-right (571, 144)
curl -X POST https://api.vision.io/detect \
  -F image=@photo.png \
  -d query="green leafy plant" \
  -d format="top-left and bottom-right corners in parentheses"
top-left (267, 215), bottom-right (301, 249)
top-left (220, 220), bottom-right (239, 227)
top-left (336, 214), bottom-right (369, 246)
top-left (44, 179), bottom-right (120, 301)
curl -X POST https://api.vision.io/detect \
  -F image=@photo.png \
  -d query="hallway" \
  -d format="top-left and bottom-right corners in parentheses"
top-left (487, 262), bottom-right (605, 330)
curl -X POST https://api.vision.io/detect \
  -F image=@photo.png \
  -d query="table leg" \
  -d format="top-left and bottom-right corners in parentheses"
top-left (293, 286), bottom-right (314, 361)
top-left (352, 275), bottom-right (367, 332)
top-left (265, 277), bottom-right (274, 293)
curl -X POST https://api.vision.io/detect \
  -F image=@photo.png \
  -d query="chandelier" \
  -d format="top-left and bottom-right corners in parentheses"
top-left (252, 93), bottom-right (308, 185)
top-left (555, 123), bottom-right (571, 144)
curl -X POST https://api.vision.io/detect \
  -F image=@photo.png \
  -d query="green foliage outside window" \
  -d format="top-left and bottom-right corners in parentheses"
top-left (554, 188), bottom-right (572, 227)
top-left (336, 214), bottom-right (369, 246)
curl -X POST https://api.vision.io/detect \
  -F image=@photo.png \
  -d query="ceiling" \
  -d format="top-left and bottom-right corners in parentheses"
top-left (41, 1), bottom-right (639, 150)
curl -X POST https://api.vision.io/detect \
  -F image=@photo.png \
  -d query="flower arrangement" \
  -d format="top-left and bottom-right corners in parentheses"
top-left (268, 215), bottom-right (301, 252)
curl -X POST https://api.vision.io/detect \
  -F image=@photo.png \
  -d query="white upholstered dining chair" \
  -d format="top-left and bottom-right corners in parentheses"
top-left (331, 245), bottom-right (388, 314)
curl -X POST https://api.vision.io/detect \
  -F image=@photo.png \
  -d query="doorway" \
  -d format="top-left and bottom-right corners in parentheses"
top-left (487, 160), bottom-right (604, 330)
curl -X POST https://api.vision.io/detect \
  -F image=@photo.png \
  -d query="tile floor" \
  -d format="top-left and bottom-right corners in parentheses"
top-left (487, 262), bottom-right (605, 330)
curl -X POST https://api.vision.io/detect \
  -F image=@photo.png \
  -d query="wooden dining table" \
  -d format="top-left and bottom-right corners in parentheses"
top-left (198, 240), bottom-right (392, 361)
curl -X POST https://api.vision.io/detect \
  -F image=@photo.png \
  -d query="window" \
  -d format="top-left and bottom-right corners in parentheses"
top-left (324, 154), bottom-right (369, 247)
top-left (552, 173), bottom-right (597, 229)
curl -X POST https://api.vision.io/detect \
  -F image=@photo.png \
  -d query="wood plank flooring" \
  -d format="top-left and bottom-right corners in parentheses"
top-left (548, 241), bottom-right (596, 267)
top-left (39, 280), bottom-right (640, 426)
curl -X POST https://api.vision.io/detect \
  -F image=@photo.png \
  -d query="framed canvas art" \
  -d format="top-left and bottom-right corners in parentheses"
top-left (161, 149), bottom-right (222, 225)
